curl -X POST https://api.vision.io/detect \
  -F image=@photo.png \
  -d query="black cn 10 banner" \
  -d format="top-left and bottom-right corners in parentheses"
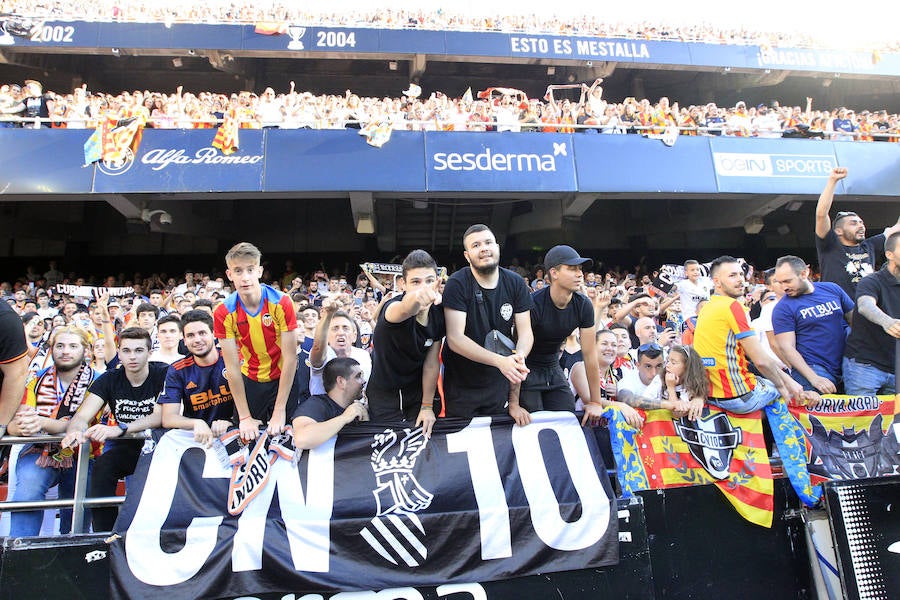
top-left (109, 412), bottom-right (619, 599)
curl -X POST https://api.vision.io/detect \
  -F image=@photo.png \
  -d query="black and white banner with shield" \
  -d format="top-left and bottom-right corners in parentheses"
top-left (109, 412), bottom-right (619, 599)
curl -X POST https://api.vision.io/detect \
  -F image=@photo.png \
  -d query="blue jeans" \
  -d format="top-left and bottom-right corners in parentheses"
top-left (789, 363), bottom-right (839, 392)
top-left (10, 447), bottom-right (90, 536)
top-left (708, 377), bottom-right (780, 414)
top-left (843, 357), bottom-right (895, 395)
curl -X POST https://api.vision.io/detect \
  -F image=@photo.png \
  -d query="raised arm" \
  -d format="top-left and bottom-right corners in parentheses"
top-left (95, 292), bottom-right (118, 362)
top-left (815, 167), bottom-right (848, 239)
top-left (310, 298), bottom-right (339, 368)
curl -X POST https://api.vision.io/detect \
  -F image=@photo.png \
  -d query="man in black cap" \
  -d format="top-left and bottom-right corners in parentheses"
top-left (515, 245), bottom-right (606, 425)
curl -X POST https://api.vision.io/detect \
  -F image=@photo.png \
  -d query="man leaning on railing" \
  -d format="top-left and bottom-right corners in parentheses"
top-left (6, 325), bottom-right (98, 536)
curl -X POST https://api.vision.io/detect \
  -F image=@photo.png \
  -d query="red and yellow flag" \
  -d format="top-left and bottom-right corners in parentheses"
top-left (212, 108), bottom-right (240, 155)
top-left (253, 22), bottom-right (288, 35)
top-left (607, 406), bottom-right (774, 527)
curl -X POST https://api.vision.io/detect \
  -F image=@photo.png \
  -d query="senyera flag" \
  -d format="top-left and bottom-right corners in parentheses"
top-left (109, 412), bottom-right (619, 599)
top-left (605, 405), bottom-right (775, 527)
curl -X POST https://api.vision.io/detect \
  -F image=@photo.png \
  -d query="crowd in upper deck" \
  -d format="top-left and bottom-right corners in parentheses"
top-left (2, 79), bottom-right (898, 141)
top-left (2, 0), bottom-right (897, 52)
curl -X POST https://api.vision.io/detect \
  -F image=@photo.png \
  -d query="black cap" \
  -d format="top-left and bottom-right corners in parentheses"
top-left (544, 245), bottom-right (593, 270)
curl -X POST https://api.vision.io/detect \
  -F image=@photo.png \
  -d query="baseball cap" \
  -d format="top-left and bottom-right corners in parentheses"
top-left (544, 245), bottom-right (593, 270)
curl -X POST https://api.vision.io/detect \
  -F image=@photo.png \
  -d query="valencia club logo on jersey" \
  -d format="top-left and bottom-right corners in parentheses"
top-left (262, 313), bottom-right (273, 327)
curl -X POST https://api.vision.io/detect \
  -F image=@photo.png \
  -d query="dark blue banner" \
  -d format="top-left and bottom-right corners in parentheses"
top-left (4, 20), bottom-right (900, 77)
top-left (573, 134), bottom-right (718, 193)
top-left (0, 130), bottom-right (94, 194)
top-left (832, 142), bottom-right (900, 197)
top-left (425, 132), bottom-right (577, 192)
top-left (2, 128), bottom-right (898, 196)
top-left (709, 137), bottom-right (839, 194)
top-left (109, 413), bottom-right (619, 599)
top-left (91, 129), bottom-right (265, 193)
top-left (263, 129), bottom-right (426, 192)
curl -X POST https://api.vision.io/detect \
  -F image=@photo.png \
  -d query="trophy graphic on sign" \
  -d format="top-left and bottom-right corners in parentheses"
top-left (360, 428), bottom-right (433, 567)
top-left (286, 25), bottom-right (305, 50)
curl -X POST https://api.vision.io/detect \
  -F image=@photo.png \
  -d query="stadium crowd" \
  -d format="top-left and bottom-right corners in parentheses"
top-left (0, 1), bottom-right (850, 51)
top-left (2, 79), bottom-right (898, 141)
top-left (0, 164), bottom-right (897, 537)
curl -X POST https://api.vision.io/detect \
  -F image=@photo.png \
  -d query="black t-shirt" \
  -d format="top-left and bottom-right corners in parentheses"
top-left (528, 287), bottom-right (594, 368)
top-left (844, 266), bottom-right (900, 371)
top-left (441, 267), bottom-right (533, 397)
top-left (88, 362), bottom-right (168, 424)
top-left (368, 295), bottom-right (446, 393)
top-left (0, 302), bottom-right (29, 391)
top-left (816, 228), bottom-right (885, 299)
top-left (291, 393), bottom-right (344, 423)
top-left (294, 343), bottom-right (311, 405)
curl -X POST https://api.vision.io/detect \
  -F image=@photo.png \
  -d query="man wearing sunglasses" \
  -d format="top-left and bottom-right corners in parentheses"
top-left (815, 167), bottom-right (900, 298)
top-left (617, 342), bottom-right (664, 400)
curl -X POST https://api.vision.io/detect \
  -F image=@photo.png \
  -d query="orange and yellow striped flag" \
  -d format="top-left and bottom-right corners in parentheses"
top-left (212, 108), bottom-right (240, 155)
top-left (606, 405), bottom-right (774, 527)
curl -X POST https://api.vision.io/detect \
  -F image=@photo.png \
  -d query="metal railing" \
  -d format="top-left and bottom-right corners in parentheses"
top-left (0, 114), bottom-right (897, 141)
top-left (0, 432), bottom-right (143, 535)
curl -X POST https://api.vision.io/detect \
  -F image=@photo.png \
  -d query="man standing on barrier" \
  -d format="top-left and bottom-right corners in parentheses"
top-left (214, 242), bottom-right (298, 440)
top-left (159, 310), bottom-right (235, 446)
top-left (366, 250), bottom-right (445, 438)
top-left (62, 327), bottom-right (167, 532)
top-left (8, 325), bottom-right (98, 536)
top-left (442, 224), bottom-right (533, 418)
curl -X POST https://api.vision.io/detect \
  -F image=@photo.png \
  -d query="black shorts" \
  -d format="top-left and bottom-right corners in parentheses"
top-left (243, 374), bottom-right (299, 424)
top-left (367, 384), bottom-right (443, 423)
top-left (520, 364), bottom-right (576, 413)
top-left (442, 377), bottom-right (508, 418)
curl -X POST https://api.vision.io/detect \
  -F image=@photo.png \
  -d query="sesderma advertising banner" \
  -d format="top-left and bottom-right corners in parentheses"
top-left (109, 412), bottom-right (618, 599)
top-left (91, 129), bottom-right (265, 193)
top-left (709, 137), bottom-right (840, 194)
top-left (425, 132), bottom-right (577, 192)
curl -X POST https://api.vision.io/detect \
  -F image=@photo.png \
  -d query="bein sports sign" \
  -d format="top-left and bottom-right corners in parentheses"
top-left (712, 153), bottom-right (836, 178)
